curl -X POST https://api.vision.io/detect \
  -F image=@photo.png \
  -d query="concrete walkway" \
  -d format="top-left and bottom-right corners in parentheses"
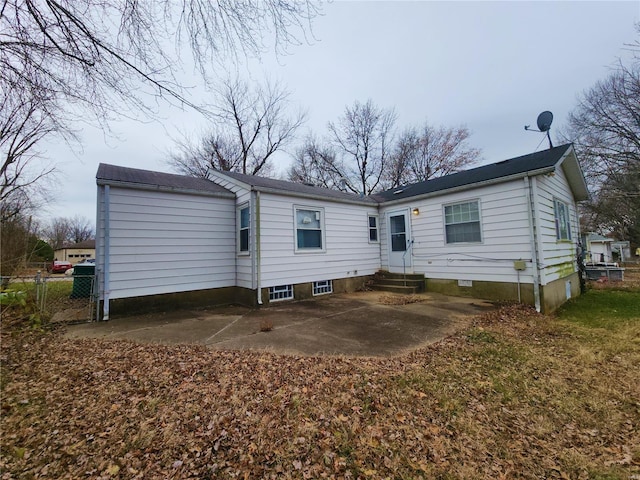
top-left (64, 291), bottom-right (495, 357)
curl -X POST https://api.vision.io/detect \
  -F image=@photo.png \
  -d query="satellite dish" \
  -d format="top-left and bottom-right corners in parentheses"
top-left (536, 111), bottom-right (553, 132)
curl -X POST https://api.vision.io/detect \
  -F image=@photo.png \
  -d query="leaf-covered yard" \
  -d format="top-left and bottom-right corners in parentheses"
top-left (2, 289), bottom-right (639, 479)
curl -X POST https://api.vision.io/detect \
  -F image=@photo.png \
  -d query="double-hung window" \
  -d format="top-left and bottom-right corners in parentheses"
top-left (554, 199), bottom-right (571, 241)
top-left (295, 206), bottom-right (324, 251)
top-left (368, 214), bottom-right (379, 242)
top-left (444, 200), bottom-right (482, 244)
top-left (238, 205), bottom-right (250, 254)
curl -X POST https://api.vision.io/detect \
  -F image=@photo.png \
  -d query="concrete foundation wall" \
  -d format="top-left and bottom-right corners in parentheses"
top-left (104, 286), bottom-right (255, 318)
top-left (102, 277), bottom-right (373, 317)
top-left (425, 272), bottom-right (581, 313)
top-left (260, 275), bottom-right (373, 306)
top-left (539, 272), bottom-right (581, 313)
top-left (425, 278), bottom-right (535, 305)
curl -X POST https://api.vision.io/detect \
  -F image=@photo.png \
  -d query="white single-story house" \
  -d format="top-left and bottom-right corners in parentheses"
top-left (95, 143), bottom-right (589, 319)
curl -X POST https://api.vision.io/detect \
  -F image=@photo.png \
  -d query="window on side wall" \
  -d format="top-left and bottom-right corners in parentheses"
top-left (444, 200), bottom-right (482, 244)
top-left (554, 199), bottom-right (571, 241)
top-left (295, 206), bottom-right (324, 251)
top-left (238, 205), bottom-right (250, 254)
top-left (368, 214), bottom-right (379, 242)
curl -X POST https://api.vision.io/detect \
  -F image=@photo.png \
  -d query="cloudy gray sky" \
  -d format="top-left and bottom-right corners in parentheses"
top-left (42, 1), bottom-right (639, 225)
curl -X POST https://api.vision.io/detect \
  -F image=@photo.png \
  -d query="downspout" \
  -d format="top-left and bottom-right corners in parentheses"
top-left (524, 175), bottom-right (541, 312)
top-left (255, 190), bottom-right (262, 305)
top-left (102, 185), bottom-right (111, 320)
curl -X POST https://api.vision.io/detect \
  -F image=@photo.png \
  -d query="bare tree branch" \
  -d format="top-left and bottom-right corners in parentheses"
top-left (328, 99), bottom-right (397, 195)
top-left (169, 77), bottom-right (306, 177)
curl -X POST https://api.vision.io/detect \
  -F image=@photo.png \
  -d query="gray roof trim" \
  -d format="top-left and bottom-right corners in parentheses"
top-left (373, 144), bottom-right (580, 204)
top-left (555, 146), bottom-right (590, 201)
top-left (250, 185), bottom-right (375, 206)
top-left (378, 166), bottom-right (556, 207)
top-left (96, 164), bottom-right (234, 199)
top-left (211, 169), bottom-right (377, 206)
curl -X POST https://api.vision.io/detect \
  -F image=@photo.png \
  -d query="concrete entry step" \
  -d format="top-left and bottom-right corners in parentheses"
top-left (375, 271), bottom-right (425, 281)
top-left (371, 270), bottom-right (424, 294)
top-left (370, 284), bottom-right (419, 294)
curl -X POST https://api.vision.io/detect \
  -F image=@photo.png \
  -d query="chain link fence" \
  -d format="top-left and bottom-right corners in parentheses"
top-left (1, 271), bottom-right (97, 326)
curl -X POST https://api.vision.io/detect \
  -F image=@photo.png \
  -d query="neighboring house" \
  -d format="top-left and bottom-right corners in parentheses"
top-left (96, 143), bottom-right (589, 319)
top-left (54, 239), bottom-right (96, 264)
top-left (611, 241), bottom-right (631, 262)
top-left (585, 233), bottom-right (615, 263)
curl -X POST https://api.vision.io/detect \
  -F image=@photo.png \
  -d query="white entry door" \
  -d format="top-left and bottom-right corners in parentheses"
top-left (388, 210), bottom-right (411, 273)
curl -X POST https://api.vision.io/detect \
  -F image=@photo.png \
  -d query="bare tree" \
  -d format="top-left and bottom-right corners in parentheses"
top-left (45, 217), bottom-right (71, 250)
top-left (287, 135), bottom-right (347, 189)
top-left (68, 215), bottom-right (94, 244)
top-left (1, 1), bottom-right (321, 126)
top-left (169, 77), bottom-right (306, 177)
top-left (0, 86), bottom-right (65, 222)
top-left (328, 99), bottom-right (397, 195)
top-left (0, 212), bottom-right (37, 277)
top-left (561, 41), bottom-right (640, 248)
top-left (44, 215), bottom-right (94, 249)
top-left (384, 122), bottom-right (481, 188)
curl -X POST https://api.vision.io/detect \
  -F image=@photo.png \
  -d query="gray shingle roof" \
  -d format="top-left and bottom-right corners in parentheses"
top-left (218, 170), bottom-right (378, 204)
top-left (96, 164), bottom-right (232, 197)
top-left (373, 144), bottom-right (574, 202)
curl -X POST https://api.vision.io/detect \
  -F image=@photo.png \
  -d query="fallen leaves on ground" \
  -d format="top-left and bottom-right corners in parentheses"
top-left (378, 294), bottom-right (426, 305)
top-left (1, 303), bottom-right (639, 479)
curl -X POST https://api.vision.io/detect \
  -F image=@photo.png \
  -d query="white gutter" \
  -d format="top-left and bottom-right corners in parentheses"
top-left (102, 185), bottom-right (111, 320)
top-left (95, 179), bottom-right (234, 199)
top-left (255, 190), bottom-right (262, 305)
top-left (524, 175), bottom-right (541, 312)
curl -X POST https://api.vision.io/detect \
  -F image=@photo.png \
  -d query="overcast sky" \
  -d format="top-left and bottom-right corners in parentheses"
top-left (41, 1), bottom-right (639, 226)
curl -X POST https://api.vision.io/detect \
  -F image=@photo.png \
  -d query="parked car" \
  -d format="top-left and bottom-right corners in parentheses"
top-left (48, 261), bottom-right (73, 274)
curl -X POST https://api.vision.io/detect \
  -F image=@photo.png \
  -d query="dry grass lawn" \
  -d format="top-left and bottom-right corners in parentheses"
top-left (1, 274), bottom-right (639, 479)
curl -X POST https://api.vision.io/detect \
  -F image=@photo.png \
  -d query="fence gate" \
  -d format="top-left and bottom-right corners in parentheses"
top-left (5, 272), bottom-right (97, 325)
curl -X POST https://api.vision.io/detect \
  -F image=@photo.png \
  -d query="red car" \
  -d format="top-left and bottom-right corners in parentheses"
top-left (48, 261), bottom-right (73, 274)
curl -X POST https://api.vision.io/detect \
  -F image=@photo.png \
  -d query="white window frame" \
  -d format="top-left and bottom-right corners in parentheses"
top-left (237, 203), bottom-right (250, 255)
top-left (443, 199), bottom-right (482, 244)
top-left (312, 280), bottom-right (333, 296)
top-left (554, 198), bottom-right (572, 241)
top-left (293, 205), bottom-right (326, 253)
top-left (368, 214), bottom-right (379, 243)
top-left (269, 284), bottom-right (293, 302)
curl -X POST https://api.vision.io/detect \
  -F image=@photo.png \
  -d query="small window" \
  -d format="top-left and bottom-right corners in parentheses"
top-left (554, 199), bottom-right (571, 241)
top-left (238, 205), bottom-right (250, 253)
top-left (444, 200), bottom-right (481, 244)
top-left (295, 206), bottom-right (324, 251)
top-left (368, 214), bottom-right (379, 242)
top-left (269, 284), bottom-right (293, 302)
top-left (313, 280), bottom-right (333, 296)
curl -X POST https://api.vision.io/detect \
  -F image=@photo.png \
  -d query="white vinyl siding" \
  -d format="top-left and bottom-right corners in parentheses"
top-left (206, 172), bottom-right (254, 288)
top-left (380, 180), bottom-right (534, 285)
top-left (98, 187), bottom-right (235, 300)
top-left (259, 194), bottom-right (379, 287)
top-left (535, 169), bottom-right (579, 285)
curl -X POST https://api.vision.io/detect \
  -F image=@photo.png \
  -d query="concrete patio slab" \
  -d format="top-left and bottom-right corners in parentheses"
top-left (64, 291), bottom-right (495, 357)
